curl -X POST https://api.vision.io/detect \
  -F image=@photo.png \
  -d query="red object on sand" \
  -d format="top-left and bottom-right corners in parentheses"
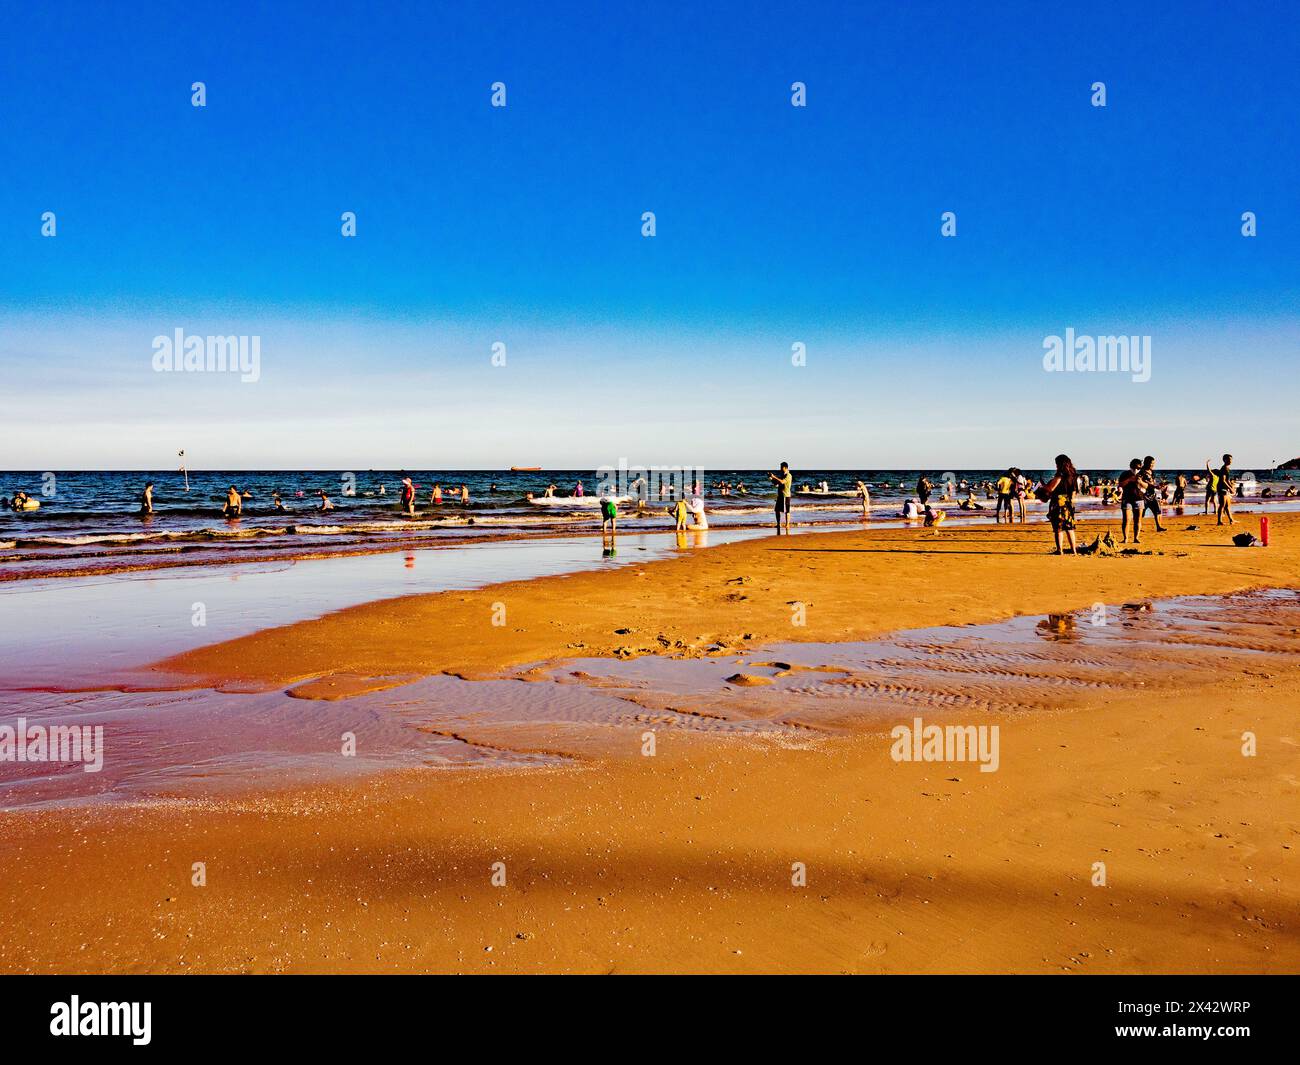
top-left (1261, 516), bottom-right (1270, 546)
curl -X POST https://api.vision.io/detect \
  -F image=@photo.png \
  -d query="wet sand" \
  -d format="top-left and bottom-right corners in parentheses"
top-left (1, 512), bottom-right (1297, 972)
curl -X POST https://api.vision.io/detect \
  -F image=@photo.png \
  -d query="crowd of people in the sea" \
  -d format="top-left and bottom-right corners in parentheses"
top-left (9, 455), bottom-right (1283, 561)
top-left (2, 491), bottom-right (39, 512)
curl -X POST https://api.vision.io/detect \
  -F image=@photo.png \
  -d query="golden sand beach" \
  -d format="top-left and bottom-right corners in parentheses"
top-left (1, 513), bottom-right (1297, 974)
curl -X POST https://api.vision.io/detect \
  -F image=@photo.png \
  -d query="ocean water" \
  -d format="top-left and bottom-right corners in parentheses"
top-left (2, 468), bottom-right (1295, 579)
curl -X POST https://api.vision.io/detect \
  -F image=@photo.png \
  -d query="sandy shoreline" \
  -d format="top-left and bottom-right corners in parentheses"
top-left (1, 513), bottom-right (1297, 973)
top-left (158, 512), bottom-right (1300, 686)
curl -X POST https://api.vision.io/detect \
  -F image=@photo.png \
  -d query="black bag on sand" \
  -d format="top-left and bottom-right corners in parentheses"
top-left (1232, 532), bottom-right (1258, 547)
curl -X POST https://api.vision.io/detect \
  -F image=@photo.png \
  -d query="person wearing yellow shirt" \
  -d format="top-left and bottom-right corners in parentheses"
top-left (767, 461), bottom-right (793, 534)
top-left (995, 469), bottom-right (1015, 524)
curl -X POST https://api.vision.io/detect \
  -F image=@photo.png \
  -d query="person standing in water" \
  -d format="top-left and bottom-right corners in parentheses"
top-left (995, 469), bottom-right (1015, 523)
top-left (688, 491), bottom-right (708, 529)
top-left (916, 474), bottom-right (932, 505)
top-left (139, 482), bottom-right (155, 515)
top-left (1012, 468), bottom-right (1028, 522)
top-left (856, 480), bottom-right (870, 516)
top-left (668, 495), bottom-right (689, 531)
top-left (400, 477), bottom-right (415, 515)
top-left (600, 494), bottom-right (618, 542)
top-left (768, 461), bottom-right (793, 534)
top-left (222, 485), bottom-right (242, 518)
top-left (1038, 454), bottom-right (1079, 556)
top-left (318, 489), bottom-right (334, 511)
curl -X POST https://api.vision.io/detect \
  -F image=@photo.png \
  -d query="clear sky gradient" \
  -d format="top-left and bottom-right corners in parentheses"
top-left (2, 0), bottom-right (1297, 469)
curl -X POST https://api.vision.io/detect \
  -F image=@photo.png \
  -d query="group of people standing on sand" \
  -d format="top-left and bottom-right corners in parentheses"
top-left (1116, 456), bottom-right (1168, 543)
top-left (760, 453), bottom-right (1245, 558)
top-left (1036, 451), bottom-right (1236, 556)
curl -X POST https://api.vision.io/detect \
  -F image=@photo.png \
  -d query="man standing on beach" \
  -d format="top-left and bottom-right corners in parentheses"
top-left (1139, 456), bottom-right (1167, 533)
top-left (995, 469), bottom-right (1014, 524)
top-left (1203, 462), bottom-right (1218, 515)
top-left (1119, 458), bottom-right (1143, 543)
top-left (1215, 453), bottom-right (1236, 525)
top-left (769, 462), bottom-right (793, 534)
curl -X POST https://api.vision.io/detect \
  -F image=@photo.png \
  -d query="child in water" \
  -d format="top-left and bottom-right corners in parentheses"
top-left (600, 495), bottom-right (618, 538)
top-left (669, 497), bottom-right (689, 530)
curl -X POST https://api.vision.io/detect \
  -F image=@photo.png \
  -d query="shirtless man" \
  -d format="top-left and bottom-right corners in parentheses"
top-left (1118, 459), bottom-right (1142, 542)
top-left (222, 486), bottom-right (242, 518)
top-left (1138, 456), bottom-right (1167, 533)
top-left (1214, 454), bottom-right (1236, 525)
top-left (768, 462), bottom-right (793, 534)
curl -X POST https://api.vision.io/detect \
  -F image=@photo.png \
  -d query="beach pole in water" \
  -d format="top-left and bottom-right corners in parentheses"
top-left (178, 449), bottom-right (189, 492)
top-left (1261, 516), bottom-right (1269, 546)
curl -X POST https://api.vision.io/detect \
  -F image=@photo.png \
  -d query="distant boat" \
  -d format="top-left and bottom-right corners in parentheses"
top-left (510, 465), bottom-right (542, 471)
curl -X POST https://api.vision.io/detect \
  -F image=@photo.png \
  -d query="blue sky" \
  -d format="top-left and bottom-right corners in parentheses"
top-left (1, 0), bottom-right (1297, 469)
